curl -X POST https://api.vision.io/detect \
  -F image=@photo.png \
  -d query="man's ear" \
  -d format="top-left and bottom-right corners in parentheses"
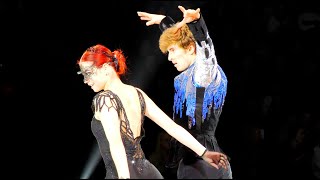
top-left (187, 44), bottom-right (196, 55)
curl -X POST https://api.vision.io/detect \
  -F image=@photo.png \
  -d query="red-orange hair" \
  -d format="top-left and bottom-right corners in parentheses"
top-left (77, 44), bottom-right (127, 77)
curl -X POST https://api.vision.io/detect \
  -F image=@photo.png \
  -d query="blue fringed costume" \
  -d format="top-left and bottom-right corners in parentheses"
top-left (161, 14), bottom-right (232, 179)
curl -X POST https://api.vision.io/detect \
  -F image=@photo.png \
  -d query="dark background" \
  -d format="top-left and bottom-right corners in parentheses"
top-left (1, 0), bottom-right (319, 179)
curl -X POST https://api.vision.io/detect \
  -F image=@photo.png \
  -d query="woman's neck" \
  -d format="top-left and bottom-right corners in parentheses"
top-left (104, 74), bottom-right (125, 91)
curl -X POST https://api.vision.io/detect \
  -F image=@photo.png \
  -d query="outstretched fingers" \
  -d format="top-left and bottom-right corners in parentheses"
top-left (137, 11), bottom-right (165, 26)
top-left (178, 5), bottom-right (186, 13)
top-left (137, 12), bottom-right (150, 20)
top-left (176, 5), bottom-right (201, 28)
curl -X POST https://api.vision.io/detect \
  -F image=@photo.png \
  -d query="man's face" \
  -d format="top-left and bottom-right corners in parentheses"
top-left (167, 44), bottom-right (195, 72)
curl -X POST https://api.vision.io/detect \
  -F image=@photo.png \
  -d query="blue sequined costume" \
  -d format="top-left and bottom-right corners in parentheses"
top-left (161, 14), bottom-right (232, 179)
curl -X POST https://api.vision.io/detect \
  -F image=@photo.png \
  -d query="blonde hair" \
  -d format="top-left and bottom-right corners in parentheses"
top-left (159, 23), bottom-right (196, 54)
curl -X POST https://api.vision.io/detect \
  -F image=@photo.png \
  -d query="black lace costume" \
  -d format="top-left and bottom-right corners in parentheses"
top-left (91, 89), bottom-right (163, 179)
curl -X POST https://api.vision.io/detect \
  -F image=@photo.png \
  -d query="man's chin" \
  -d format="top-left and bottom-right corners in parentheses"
top-left (176, 68), bottom-right (183, 72)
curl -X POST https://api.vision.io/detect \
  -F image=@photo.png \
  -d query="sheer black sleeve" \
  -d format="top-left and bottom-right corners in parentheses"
top-left (187, 14), bottom-right (210, 45)
top-left (159, 16), bottom-right (176, 32)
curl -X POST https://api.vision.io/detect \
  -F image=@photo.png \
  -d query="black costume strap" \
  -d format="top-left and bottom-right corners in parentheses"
top-left (195, 87), bottom-right (205, 131)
